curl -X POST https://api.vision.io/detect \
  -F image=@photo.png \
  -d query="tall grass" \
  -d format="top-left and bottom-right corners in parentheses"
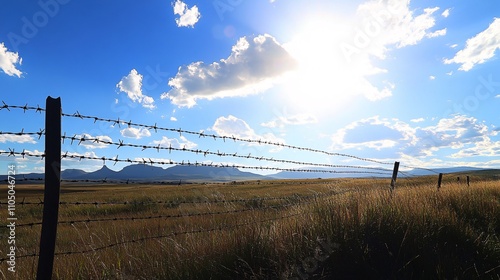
top-left (1, 177), bottom-right (499, 279)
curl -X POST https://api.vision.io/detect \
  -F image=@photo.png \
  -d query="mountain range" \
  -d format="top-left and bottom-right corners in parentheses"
top-left (5, 164), bottom-right (269, 182)
top-left (2, 164), bottom-right (496, 183)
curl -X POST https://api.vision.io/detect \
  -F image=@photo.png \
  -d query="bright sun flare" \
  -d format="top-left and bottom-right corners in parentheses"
top-left (281, 15), bottom-right (381, 114)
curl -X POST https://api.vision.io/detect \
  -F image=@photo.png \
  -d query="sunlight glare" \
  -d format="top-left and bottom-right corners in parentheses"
top-left (282, 15), bottom-right (375, 114)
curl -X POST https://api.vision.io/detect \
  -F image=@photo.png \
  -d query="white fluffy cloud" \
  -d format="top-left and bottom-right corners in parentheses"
top-left (261, 114), bottom-right (318, 128)
top-left (161, 34), bottom-right (297, 107)
top-left (173, 0), bottom-right (201, 28)
top-left (75, 134), bottom-right (113, 149)
top-left (0, 134), bottom-right (36, 144)
top-left (444, 18), bottom-right (500, 71)
top-left (331, 116), bottom-right (415, 151)
top-left (426, 28), bottom-right (447, 38)
top-left (151, 135), bottom-right (197, 149)
top-left (0, 42), bottom-right (23, 77)
top-left (331, 115), bottom-right (496, 160)
top-left (352, 2), bottom-right (446, 59)
top-left (410, 117), bottom-right (425, 123)
top-left (120, 127), bottom-right (151, 139)
top-left (117, 69), bottom-right (156, 109)
top-left (441, 8), bottom-right (450, 18)
top-left (212, 115), bottom-right (285, 147)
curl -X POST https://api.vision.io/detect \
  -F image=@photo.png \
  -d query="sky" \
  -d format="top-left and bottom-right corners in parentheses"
top-left (0, 0), bottom-right (500, 175)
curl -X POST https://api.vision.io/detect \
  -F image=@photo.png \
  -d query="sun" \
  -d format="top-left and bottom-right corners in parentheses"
top-left (280, 15), bottom-right (375, 114)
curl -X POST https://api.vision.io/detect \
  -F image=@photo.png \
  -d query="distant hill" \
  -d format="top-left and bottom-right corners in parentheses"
top-left (271, 167), bottom-right (392, 179)
top-left (404, 166), bottom-right (490, 176)
top-left (0, 164), bottom-right (268, 182)
top-left (270, 166), bottom-right (495, 179)
top-left (2, 164), bottom-right (497, 183)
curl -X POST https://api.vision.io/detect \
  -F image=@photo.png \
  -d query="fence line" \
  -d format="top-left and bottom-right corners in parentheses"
top-left (60, 133), bottom-right (395, 172)
top-left (1, 149), bottom-right (393, 176)
top-left (0, 129), bottom-right (395, 172)
top-left (0, 130), bottom-right (45, 139)
top-left (16, 202), bottom-right (296, 228)
top-left (44, 199), bottom-right (303, 227)
top-left (0, 207), bottom-right (306, 262)
top-left (0, 99), bottom-right (473, 277)
top-left (12, 188), bottom-right (353, 229)
top-left (0, 102), bottom-right (45, 113)
top-left (1, 188), bottom-right (350, 207)
top-left (0, 102), bottom-right (398, 166)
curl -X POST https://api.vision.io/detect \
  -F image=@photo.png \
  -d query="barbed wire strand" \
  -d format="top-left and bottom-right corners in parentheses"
top-left (0, 103), bottom-right (442, 174)
top-left (16, 202), bottom-right (294, 228)
top-left (61, 134), bottom-right (394, 173)
top-left (13, 189), bottom-right (351, 228)
top-left (1, 103), bottom-right (389, 165)
top-left (0, 150), bottom-right (393, 176)
top-left (0, 130), bottom-right (45, 139)
top-left (0, 210), bottom-right (305, 262)
top-left (0, 187), bottom-right (348, 207)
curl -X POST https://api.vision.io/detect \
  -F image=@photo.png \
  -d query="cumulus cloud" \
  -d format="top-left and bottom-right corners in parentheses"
top-left (76, 134), bottom-right (113, 149)
top-left (354, 1), bottom-right (446, 58)
top-left (117, 69), bottom-right (156, 109)
top-left (120, 127), bottom-right (151, 139)
top-left (0, 134), bottom-right (36, 144)
top-left (161, 34), bottom-right (297, 107)
top-left (410, 117), bottom-right (425, 123)
top-left (173, 0), bottom-right (201, 28)
top-left (261, 114), bottom-right (318, 128)
top-left (7, 149), bottom-right (44, 162)
top-left (63, 151), bottom-right (99, 160)
top-left (0, 42), bottom-right (23, 77)
top-left (212, 115), bottom-right (285, 149)
top-left (151, 135), bottom-right (197, 149)
top-left (426, 28), bottom-right (447, 38)
top-left (331, 115), bottom-right (496, 159)
top-left (444, 18), bottom-right (500, 71)
top-left (331, 116), bottom-right (415, 151)
top-left (441, 8), bottom-right (450, 18)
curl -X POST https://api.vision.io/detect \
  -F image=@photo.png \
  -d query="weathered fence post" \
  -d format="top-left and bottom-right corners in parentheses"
top-left (37, 97), bottom-right (62, 280)
top-left (437, 173), bottom-right (443, 190)
top-left (390, 161), bottom-right (400, 191)
top-left (466, 175), bottom-right (470, 187)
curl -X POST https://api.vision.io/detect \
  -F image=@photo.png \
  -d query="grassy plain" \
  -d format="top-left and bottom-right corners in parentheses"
top-left (0, 174), bottom-right (499, 279)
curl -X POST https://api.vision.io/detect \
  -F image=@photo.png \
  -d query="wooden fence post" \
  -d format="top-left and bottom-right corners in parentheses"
top-left (37, 97), bottom-right (62, 280)
top-left (437, 173), bottom-right (443, 190)
top-left (390, 161), bottom-right (400, 191)
top-left (466, 175), bottom-right (470, 187)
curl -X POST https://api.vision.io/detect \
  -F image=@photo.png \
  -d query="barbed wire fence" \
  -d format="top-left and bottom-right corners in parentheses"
top-left (0, 98), bottom-right (464, 278)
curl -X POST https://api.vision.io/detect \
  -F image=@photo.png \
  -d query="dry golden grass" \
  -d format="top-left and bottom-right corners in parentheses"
top-left (0, 175), bottom-right (499, 279)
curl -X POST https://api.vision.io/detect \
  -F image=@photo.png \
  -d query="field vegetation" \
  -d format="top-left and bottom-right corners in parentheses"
top-left (0, 173), bottom-right (499, 279)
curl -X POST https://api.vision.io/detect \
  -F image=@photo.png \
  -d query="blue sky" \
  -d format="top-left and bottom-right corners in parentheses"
top-left (1, 0), bottom-right (499, 175)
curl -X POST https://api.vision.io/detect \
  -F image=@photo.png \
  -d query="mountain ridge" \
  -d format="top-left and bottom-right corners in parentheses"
top-left (1, 164), bottom-right (269, 182)
top-left (1, 164), bottom-right (496, 182)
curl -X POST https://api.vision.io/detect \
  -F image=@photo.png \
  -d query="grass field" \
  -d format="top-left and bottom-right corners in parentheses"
top-left (0, 174), bottom-right (499, 279)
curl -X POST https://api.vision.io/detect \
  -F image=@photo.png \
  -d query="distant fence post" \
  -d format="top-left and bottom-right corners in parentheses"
top-left (36, 97), bottom-right (62, 280)
top-left (437, 173), bottom-right (443, 190)
top-left (466, 175), bottom-right (470, 187)
top-left (390, 161), bottom-right (400, 191)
